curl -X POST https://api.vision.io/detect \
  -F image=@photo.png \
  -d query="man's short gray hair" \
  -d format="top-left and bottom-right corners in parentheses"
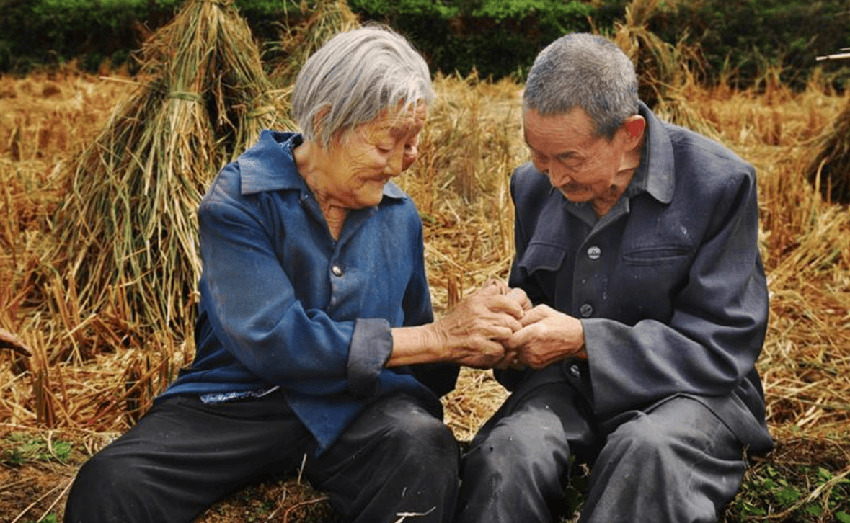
top-left (291, 25), bottom-right (434, 148)
top-left (523, 32), bottom-right (639, 140)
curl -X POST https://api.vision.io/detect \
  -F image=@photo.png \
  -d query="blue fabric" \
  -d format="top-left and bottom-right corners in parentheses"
top-left (160, 130), bottom-right (458, 452)
top-left (501, 103), bottom-right (773, 452)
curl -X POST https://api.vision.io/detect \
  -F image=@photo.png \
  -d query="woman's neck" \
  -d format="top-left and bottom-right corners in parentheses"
top-left (294, 140), bottom-right (349, 239)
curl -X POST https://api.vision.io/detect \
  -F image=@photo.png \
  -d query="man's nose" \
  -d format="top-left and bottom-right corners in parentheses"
top-left (547, 165), bottom-right (572, 187)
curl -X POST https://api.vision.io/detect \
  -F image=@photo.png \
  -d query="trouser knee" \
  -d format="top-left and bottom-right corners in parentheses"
top-left (385, 411), bottom-right (459, 477)
top-left (64, 452), bottom-right (150, 523)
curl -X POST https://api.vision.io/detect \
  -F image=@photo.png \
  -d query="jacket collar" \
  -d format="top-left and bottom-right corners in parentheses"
top-left (633, 101), bottom-right (675, 204)
top-left (237, 129), bottom-right (406, 200)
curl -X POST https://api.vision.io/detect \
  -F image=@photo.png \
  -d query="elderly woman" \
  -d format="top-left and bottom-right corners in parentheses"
top-left (64, 26), bottom-right (527, 523)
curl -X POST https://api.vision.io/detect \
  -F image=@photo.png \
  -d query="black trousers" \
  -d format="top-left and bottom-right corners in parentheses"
top-left (456, 365), bottom-right (749, 523)
top-left (64, 391), bottom-right (459, 523)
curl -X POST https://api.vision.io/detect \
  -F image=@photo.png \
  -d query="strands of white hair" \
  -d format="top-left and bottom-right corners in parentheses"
top-left (291, 25), bottom-right (434, 148)
top-left (523, 32), bottom-right (639, 139)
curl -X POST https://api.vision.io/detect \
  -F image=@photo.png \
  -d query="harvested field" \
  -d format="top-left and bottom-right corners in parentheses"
top-left (1, 59), bottom-right (849, 522)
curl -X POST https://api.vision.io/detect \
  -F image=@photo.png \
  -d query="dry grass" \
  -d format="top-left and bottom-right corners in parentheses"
top-left (805, 98), bottom-right (850, 204)
top-left (43, 0), bottom-right (293, 342)
top-left (1, 20), bottom-right (849, 523)
top-left (268, 0), bottom-right (361, 87)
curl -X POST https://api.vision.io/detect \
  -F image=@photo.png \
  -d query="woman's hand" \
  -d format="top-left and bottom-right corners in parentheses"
top-left (427, 281), bottom-right (530, 368)
top-left (389, 281), bottom-right (531, 369)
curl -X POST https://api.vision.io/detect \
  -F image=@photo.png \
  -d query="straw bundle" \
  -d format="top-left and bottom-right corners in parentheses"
top-left (611, 0), bottom-right (718, 138)
top-left (805, 99), bottom-right (850, 204)
top-left (269, 0), bottom-right (361, 87)
top-left (47, 0), bottom-right (293, 335)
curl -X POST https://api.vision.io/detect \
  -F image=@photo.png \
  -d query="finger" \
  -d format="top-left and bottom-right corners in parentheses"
top-left (488, 310), bottom-right (525, 334)
top-left (506, 287), bottom-right (532, 311)
top-left (473, 340), bottom-right (506, 367)
top-left (486, 324), bottom-right (518, 342)
top-left (495, 349), bottom-right (521, 370)
top-left (519, 305), bottom-right (549, 327)
top-left (503, 326), bottom-right (531, 351)
top-left (478, 278), bottom-right (509, 297)
top-left (482, 295), bottom-right (526, 319)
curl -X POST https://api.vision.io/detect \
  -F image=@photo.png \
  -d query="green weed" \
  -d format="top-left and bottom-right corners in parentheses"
top-left (724, 461), bottom-right (850, 522)
top-left (1, 433), bottom-right (73, 466)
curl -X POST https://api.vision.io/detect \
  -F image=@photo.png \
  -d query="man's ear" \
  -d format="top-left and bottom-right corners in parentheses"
top-left (623, 115), bottom-right (646, 147)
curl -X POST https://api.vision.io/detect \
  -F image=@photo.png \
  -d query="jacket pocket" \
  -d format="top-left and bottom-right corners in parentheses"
top-left (622, 245), bottom-right (691, 266)
top-left (518, 242), bottom-right (567, 273)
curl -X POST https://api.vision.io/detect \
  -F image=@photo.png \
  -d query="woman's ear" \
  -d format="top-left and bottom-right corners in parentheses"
top-left (312, 105), bottom-right (331, 143)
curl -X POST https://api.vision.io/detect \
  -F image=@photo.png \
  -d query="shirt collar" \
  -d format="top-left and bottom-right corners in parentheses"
top-left (237, 129), bottom-right (406, 200)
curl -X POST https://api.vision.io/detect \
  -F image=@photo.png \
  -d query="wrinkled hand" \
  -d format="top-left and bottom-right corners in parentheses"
top-left (502, 304), bottom-right (586, 370)
top-left (483, 279), bottom-right (533, 311)
top-left (431, 281), bottom-right (529, 368)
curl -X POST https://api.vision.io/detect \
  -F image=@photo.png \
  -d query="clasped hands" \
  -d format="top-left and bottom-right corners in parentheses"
top-left (431, 280), bottom-right (586, 370)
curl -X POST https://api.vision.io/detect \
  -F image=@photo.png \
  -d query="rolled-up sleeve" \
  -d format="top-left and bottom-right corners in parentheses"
top-left (347, 318), bottom-right (393, 397)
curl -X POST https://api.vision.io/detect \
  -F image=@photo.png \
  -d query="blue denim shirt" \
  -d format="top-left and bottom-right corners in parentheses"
top-left (502, 103), bottom-right (773, 452)
top-left (160, 130), bottom-right (458, 452)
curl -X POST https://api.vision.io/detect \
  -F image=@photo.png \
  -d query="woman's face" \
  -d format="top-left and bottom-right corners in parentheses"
top-left (322, 103), bottom-right (427, 210)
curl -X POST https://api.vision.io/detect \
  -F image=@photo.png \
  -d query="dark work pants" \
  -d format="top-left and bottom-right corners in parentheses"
top-left (63, 391), bottom-right (459, 523)
top-left (456, 365), bottom-right (749, 523)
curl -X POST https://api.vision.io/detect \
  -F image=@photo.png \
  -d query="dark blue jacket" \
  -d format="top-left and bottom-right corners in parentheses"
top-left (503, 103), bottom-right (773, 452)
top-left (160, 130), bottom-right (457, 452)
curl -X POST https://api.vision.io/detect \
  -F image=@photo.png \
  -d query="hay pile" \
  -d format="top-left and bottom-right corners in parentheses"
top-left (269, 0), bottom-right (360, 87)
top-left (805, 98), bottom-right (850, 204)
top-left (611, 0), bottom-right (718, 138)
top-left (47, 0), bottom-right (293, 334)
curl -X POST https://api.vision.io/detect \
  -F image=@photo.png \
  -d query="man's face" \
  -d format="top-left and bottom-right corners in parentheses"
top-left (523, 107), bottom-right (635, 206)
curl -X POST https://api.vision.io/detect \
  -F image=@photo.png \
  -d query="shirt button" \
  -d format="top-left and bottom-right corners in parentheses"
top-left (569, 364), bottom-right (581, 377)
top-left (331, 265), bottom-right (343, 277)
top-left (587, 245), bottom-right (601, 260)
top-left (579, 303), bottom-right (594, 317)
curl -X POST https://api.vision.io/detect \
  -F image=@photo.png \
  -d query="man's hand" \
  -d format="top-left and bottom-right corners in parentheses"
top-left (503, 304), bottom-right (586, 369)
top-left (429, 281), bottom-right (530, 368)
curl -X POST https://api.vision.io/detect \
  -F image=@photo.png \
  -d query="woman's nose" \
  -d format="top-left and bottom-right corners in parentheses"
top-left (385, 146), bottom-right (404, 176)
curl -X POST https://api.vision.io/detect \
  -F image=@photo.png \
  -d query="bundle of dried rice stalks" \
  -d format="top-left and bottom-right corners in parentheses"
top-left (269, 0), bottom-right (360, 87)
top-left (805, 98), bottom-right (850, 204)
top-left (47, 0), bottom-right (293, 337)
top-left (611, 0), bottom-right (718, 138)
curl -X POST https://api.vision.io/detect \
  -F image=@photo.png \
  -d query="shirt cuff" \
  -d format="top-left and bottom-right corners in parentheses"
top-left (347, 318), bottom-right (393, 397)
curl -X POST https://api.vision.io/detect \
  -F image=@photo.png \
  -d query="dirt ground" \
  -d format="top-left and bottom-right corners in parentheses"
top-left (3, 430), bottom-right (849, 522)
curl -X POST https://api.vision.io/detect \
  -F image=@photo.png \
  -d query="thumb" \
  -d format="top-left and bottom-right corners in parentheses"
top-left (519, 304), bottom-right (549, 327)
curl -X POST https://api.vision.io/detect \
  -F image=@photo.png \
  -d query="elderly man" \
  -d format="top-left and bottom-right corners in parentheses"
top-left (456, 33), bottom-right (773, 523)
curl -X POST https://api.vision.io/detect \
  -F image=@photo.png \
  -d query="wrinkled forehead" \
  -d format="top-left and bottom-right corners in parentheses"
top-left (364, 103), bottom-right (427, 139)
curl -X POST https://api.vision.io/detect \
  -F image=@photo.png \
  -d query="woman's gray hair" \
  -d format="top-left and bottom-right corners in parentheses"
top-left (291, 25), bottom-right (434, 148)
top-left (523, 33), bottom-right (639, 140)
